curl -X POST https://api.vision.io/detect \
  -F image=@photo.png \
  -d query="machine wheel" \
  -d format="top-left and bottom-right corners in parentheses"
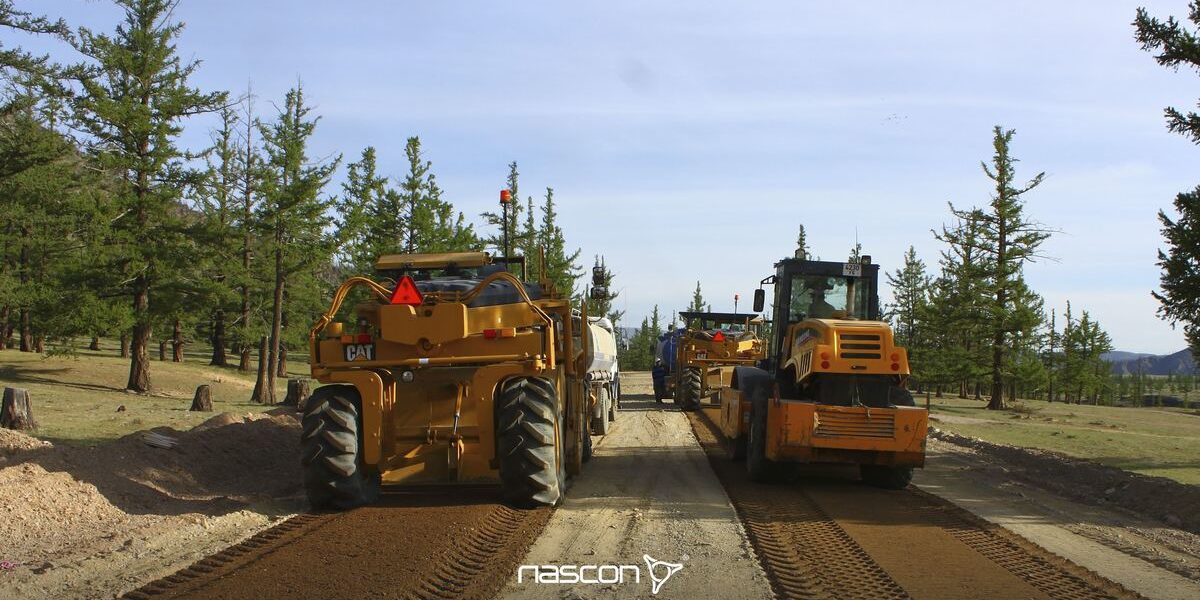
top-left (683, 368), bottom-right (703, 411)
top-left (582, 422), bottom-right (594, 463)
top-left (746, 393), bottom-right (783, 482)
top-left (301, 385), bottom-right (380, 510)
top-left (594, 387), bottom-right (613, 435)
top-left (497, 377), bottom-right (563, 507)
top-left (730, 434), bottom-right (747, 461)
top-left (860, 465), bottom-right (913, 490)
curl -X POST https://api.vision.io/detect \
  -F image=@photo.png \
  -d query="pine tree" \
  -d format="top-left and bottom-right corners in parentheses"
top-left (336, 146), bottom-right (390, 274)
top-left (848, 242), bottom-right (863, 263)
top-left (940, 127), bottom-right (1049, 409)
top-left (69, 0), bottom-right (227, 391)
top-left (1135, 5), bottom-right (1200, 362)
top-left (795, 224), bottom-right (809, 259)
top-left (401, 137), bottom-right (432, 253)
top-left (932, 210), bottom-right (993, 399)
top-left (538, 187), bottom-right (581, 296)
top-left (688, 281), bottom-right (706, 313)
top-left (193, 105), bottom-right (241, 366)
top-left (0, 2), bottom-right (71, 79)
top-left (885, 246), bottom-right (930, 380)
top-left (257, 84), bottom-right (339, 403)
top-left (480, 162), bottom-right (526, 266)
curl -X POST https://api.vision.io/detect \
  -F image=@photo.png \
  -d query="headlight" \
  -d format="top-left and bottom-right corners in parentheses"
top-left (400, 370), bottom-right (415, 383)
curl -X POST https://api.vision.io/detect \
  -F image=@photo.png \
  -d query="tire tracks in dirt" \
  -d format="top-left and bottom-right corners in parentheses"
top-left (122, 490), bottom-right (550, 600)
top-left (687, 409), bottom-right (1145, 600)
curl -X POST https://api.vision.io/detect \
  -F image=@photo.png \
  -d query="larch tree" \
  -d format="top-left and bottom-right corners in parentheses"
top-left (795, 224), bottom-right (809, 259)
top-left (480, 162), bottom-right (527, 266)
top-left (585, 256), bottom-right (625, 326)
top-left (1135, 4), bottom-right (1200, 362)
top-left (885, 246), bottom-right (930, 378)
top-left (69, 0), bottom-right (227, 392)
top-left (538, 187), bottom-right (581, 296)
top-left (336, 146), bottom-right (391, 274)
top-left (688, 281), bottom-right (706, 314)
top-left (193, 105), bottom-right (241, 366)
top-left (256, 84), bottom-right (339, 403)
top-left (940, 127), bottom-right (1049, 409)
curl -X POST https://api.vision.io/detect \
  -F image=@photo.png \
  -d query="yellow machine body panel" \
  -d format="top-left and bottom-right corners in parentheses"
top-left (766, 400), bottom-right (927, 466)
top-left (783, 318), bottom-right (910, 383)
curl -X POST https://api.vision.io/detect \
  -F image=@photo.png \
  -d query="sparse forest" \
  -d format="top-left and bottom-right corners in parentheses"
top-left (0, 0), bottom-right (583, 399)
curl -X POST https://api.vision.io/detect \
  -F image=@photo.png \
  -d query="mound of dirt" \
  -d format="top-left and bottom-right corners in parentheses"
top-left (0, 410), bottom-right (303, 570)
top-left (931, 428), bottom-right (1200, 535)
top-left (0, 428), bottom-right (51, 457)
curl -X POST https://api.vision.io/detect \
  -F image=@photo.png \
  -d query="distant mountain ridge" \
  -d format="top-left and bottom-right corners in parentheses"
top-left (1105, 349), bottom-right (1196, 376)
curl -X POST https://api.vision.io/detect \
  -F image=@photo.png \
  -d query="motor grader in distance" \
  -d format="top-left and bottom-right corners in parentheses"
top-left (303, 251), bottom-right (609, 509)
top-left (658, 312), bottom-right (764, 410)
top-left (720, 256), bottom-right (928, 489)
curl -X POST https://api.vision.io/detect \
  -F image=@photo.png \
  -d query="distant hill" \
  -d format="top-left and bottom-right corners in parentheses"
top-left (1108, 349), bottom-right (1196, 376)
top-left (1100, 351), bottom-right (1155, 362)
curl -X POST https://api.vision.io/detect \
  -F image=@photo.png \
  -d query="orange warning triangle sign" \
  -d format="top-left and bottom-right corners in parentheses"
top-left (389, 276), bottom-right (424, 305)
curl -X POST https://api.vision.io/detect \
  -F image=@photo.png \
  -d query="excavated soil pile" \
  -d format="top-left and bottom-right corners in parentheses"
top-left (932, 428), bottom-right (1200, 535)
top-left (0, 410), bottom-right (302, 569)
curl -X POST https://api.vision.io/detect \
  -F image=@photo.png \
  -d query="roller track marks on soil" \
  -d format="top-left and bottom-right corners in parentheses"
top-left (687, 410), bottom-right (1144, 600)
top-left (409, 505), bottom-right (539, 600)
top-left (122, 513), bottom-right (334, 600)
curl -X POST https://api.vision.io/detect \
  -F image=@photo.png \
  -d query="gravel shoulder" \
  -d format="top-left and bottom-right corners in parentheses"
top-left (502, 372), bottom-right (771, 599)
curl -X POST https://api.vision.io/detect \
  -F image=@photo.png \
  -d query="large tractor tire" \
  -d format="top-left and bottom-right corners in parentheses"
top-left (860, 465), bottom-right (913, 490)
top-left (497, 377), bottom-right (563, 507)
top-left (592, 387), bottom-right (613, 435)
top-left (301, 385), bottom-right (381, 510)
top-left (682, 368), bottom-right (703, 411)
top-left (746, 392), bottom-right (785, 483)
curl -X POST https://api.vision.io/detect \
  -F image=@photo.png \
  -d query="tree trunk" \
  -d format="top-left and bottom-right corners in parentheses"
top-left (127, 282), bottom-right (151, 392)
top-left (19, 308), bottom-right (31, 352)
top-left (89, 336), bottom-right (101, 351)
top-left (277, 345), bottom-right (288, 377)
top-left (238, 344), bottom-right (251, 372)
top-left (0, 305), bottom-right (8, 350)
top-left (283, 378), bottom-right (311, 410)
top-left (120, 332), bottom-right (130, 358)
top-left (1, 387), bottom-right (36, 430)
top-left (172, 318), bottom-right (183, 362)
top-left (190, 385), bottom-right (213, 412)
top-left (266, 241), bottom-right (284, 405)
top-left (210, 310), bottom-right (227, 366)
top-left (33, 336), bottom-right (44, 354)
top-left (159, 340), bottom-right (167, 361)
top-left (250, 336), bottom-right (270, 404)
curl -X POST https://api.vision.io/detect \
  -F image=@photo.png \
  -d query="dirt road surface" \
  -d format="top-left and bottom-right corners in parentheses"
top-left (503, 372), bottom-right (771, 599)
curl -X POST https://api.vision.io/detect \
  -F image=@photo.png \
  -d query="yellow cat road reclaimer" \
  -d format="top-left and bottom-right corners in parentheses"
top-left (303, 251), bottom-right (611, 509)
top-left (720, 256), bottom-right (928, 488)
top-left (671, 312), bottom-right (764, 411)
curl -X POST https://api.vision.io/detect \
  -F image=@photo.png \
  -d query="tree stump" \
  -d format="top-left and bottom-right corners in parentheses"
top-left (190, 385), bottom-right (213, 412)
top-left (1, 387), bottom-right (37, 430)
top-left (283, 378), bottom-right (311, 410)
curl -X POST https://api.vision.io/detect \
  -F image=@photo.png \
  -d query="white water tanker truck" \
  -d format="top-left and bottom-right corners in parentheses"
top-left (577, 315), bottom-right (620, 436)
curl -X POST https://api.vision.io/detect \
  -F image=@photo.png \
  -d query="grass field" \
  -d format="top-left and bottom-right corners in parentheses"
top-left (926, 394), bottom-right (1200, 485)
top-left (0, 340), bottom-right (307, 445)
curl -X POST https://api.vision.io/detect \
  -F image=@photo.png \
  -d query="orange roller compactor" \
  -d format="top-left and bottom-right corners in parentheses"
top-left (720, 255), bottom-right (928, 488)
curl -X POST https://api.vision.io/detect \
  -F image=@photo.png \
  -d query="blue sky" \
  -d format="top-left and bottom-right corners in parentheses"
top-left (25, 0), bottom-right (1200, 353)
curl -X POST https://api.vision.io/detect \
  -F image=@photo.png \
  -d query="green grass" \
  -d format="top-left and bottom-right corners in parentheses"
top-left (0, 339), bottom-right (307, 445)
top-left (926, 394), bottom-right (1200, 485)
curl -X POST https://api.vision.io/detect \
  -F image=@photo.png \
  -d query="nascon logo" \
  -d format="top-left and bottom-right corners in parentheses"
top-left (517, 554), bottom-right (683, 595)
